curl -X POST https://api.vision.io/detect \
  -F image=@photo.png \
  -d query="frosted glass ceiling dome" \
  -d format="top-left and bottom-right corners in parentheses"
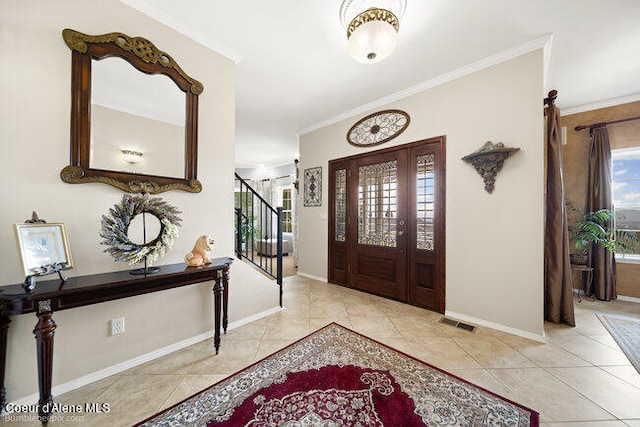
top-left (340, 0), bottom-right (407, 64)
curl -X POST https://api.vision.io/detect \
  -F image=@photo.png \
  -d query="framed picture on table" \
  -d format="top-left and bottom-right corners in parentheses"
top-left (14, 223), bottom-right (73, 277)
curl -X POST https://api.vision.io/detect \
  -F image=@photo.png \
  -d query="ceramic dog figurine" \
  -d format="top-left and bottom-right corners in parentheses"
top-left (184, 235), bottom-right (214, 267)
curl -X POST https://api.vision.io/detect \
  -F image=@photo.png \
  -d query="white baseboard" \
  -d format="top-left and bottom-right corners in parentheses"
top-left (6, 306), bottom-right (283, 408)
top-left (225, 306), bottom-right (283, 330)
top-left (296, 271), bottom-right (327, 283)
top-left (444, 310), bottom-right (547, 343)
top-left (617, 295), bottom-right (640, 304)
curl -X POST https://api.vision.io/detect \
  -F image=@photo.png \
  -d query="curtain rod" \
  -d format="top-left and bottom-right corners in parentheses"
top-left (260, 174), bottom-right (293, 182)
top-left (574, 115), bottom-right (640, 131)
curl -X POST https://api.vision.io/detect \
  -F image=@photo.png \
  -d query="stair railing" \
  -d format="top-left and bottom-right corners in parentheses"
top-left (234, 173), bottom-right (283, 307)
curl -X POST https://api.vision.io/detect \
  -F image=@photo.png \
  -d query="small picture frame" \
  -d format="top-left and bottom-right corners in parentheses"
top-left (14, 223), bottom-right (73, 277)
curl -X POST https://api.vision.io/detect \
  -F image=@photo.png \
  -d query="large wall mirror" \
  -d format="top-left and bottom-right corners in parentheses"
top-left (60, 29), bottom-right (204, 194)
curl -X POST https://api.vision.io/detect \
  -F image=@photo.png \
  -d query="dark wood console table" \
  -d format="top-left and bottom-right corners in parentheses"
top-left (0, 257), bottom-right (233, 422)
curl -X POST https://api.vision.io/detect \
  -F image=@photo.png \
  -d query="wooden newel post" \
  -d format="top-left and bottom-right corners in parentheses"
top-left (276, 207), bottom-right (283, 307)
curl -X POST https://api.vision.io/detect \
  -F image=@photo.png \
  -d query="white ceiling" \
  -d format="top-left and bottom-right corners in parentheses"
top-left (122, 0), bottom-right (640, 168)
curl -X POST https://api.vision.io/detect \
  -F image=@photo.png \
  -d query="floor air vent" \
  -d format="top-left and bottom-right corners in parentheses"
top-left (439, 317), bottom-right (476, 332)
top-left (439, 318), bottom-right (458, 327)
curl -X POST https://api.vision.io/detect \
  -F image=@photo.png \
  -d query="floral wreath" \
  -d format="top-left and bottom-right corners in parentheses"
top-left (100, 194), bottom-right (182, 265)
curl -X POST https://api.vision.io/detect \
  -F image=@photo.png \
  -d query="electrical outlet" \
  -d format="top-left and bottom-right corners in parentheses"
top-left (110, 317), bottom-right (125, 336)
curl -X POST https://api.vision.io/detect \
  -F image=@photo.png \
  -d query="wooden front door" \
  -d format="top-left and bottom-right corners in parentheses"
top-left (328, 137), bottom-right (445, 313)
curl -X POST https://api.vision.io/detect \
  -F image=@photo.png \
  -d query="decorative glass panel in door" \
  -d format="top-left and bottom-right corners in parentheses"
top-left (329, 163), bottom-right (350, 285)
top-left (335, 169), bottom-right (347, 242)
top-left (358, 160), bottom-right (398, 247)
top-left (416, 154), bottom-right (435, 251)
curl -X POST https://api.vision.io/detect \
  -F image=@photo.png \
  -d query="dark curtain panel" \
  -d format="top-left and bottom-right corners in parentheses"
top-left (587, 127), bottom-right (616, 301)
top-left (544, 103), bottom-right (575, 326)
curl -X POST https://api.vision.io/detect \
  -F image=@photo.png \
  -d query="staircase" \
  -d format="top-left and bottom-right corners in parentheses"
top-left (234, 173), bottom-right (283, 307)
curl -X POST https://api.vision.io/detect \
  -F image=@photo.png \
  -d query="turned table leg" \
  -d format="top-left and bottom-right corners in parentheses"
top-left (222, 266), bottom-right (229, 334)
top-left (0, 314), bottom-right (10, 413)
top-left (33, 301), bottom-right (56, 423)
top-left (213, 270), bottom-right (224, 355)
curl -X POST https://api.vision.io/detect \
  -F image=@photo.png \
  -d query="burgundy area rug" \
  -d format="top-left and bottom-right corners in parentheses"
top-left (138, 323), bottom-right (538, 426)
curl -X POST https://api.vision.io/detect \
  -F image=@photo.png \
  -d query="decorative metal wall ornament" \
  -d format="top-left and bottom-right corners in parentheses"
top-left (462, 141), bottom-right (520, 194)
top-left (100, 194), bottom-right (182, 269)
top-left (303, 167), bottom-right (322, 207)
top-left (347, 110), bottom-right (410, 147)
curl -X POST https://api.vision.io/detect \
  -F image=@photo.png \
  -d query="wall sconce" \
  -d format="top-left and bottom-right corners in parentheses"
top-left (121, 149), bottom-right (144, 164)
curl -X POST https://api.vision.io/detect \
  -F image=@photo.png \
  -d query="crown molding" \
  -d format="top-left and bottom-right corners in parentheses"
top-left (561, 93), bottom-right (640, 116)
top-left (119, 0), bottom-right (243, 64)
top-left (298, 34), bottom-right (552, 136)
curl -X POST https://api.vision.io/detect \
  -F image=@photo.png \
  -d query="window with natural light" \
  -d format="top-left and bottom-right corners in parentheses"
top-left (281, 188), bottom-right (293, 233)
top-left (612, 147), bottom-right (640, 261)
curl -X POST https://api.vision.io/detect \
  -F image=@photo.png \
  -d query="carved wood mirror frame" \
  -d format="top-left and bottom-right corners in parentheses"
top-left (60, 29), bottom-right (203, 194)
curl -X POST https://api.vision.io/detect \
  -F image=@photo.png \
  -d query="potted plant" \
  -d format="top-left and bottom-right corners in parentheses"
top-left (566, 202), bottom-right (638, 265)
top-left (234, 215), bottom-right (259, 251)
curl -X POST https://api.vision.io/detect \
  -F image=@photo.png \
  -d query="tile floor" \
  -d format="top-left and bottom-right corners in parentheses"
top-left (1, 275), bottom-right (639, 426)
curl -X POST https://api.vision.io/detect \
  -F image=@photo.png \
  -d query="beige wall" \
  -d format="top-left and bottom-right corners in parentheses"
top-left (562, 101), bottom-right (640, 299)
top-left (0, 0), bottom-right (278, 402)
top-left (299, 51), bottom-right (545, 338)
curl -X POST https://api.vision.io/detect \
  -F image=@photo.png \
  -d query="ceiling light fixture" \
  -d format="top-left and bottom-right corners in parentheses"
top-left (340, 0), bottom-right (406, 64)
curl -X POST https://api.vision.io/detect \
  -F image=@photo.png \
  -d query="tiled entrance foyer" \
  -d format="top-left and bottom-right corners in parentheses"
top-left (2, 275), bottom-right (639, 426)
